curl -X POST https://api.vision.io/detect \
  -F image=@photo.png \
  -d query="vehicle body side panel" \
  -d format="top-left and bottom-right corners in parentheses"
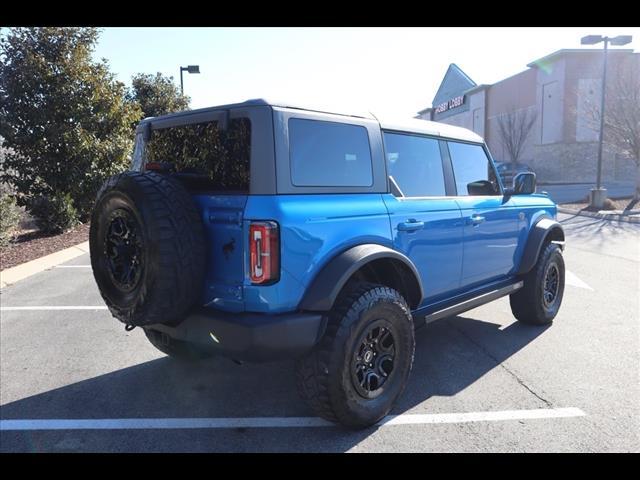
top-left (382, 194), bottom-right (464, 306)
top-left (299, 243), bottom-right (423, 311)
top-left (454, 195), bottom-right (520, 288)
top-left (241, 193), bottom-right (393, 314)
top-left (508, 194), bottom-right (558, 273)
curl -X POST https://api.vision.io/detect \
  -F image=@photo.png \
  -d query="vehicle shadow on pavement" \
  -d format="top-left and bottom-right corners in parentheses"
top-left (560, 214), bottom-right (640, 239)
top-left (0, 315), bottom-right (549, 452)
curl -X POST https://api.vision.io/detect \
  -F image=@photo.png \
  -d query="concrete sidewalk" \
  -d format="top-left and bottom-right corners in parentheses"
top-left (540, 182), bottom-right (635, 204)
top-left (0, 241), bottom-right (90, 289)
top-left (557, 207), bottom-right (640, 224)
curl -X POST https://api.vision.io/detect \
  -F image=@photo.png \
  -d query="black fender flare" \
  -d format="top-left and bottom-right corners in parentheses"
top-left (516, 217), bottom-right (565, 275)
top-left (299, 244), bottom-right (424, 312)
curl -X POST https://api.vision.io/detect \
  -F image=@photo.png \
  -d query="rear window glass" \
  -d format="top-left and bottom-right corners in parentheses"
top-left (289, 118), bottom-right (373, 187)
top-left (145, 118), bottom-right (251, 192)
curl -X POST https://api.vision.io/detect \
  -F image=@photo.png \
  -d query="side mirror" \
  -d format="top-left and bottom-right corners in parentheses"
top-left (505, 172), bottom-right (536, 196)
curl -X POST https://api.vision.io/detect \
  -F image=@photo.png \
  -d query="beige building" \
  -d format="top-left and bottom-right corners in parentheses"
top-left (416, 49), bottom-right (639, 183)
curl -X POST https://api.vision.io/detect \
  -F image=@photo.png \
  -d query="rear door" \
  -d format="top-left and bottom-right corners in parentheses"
top-left (143, 114), bottom-right (253, 312)
top-left (382, 132), bottom-right (464, 305)
top-left (445, 140), bottom-right (519, 288)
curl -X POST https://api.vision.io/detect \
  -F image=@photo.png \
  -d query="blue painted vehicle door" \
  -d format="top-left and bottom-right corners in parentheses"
top-left (445, 140), bottom-right (520, 288)
top-left (193, 194), bottom-right (247, 312)
top-left (382, 132), bottom-right (463, 305)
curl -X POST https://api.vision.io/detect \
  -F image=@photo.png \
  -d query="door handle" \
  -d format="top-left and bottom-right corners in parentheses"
top-left (397, 220), bottom-right (425, 232)
top-left (470, 215), bottom-right (485, 225)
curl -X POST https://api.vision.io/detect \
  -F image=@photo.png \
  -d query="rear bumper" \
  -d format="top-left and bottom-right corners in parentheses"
top-left (147, 307), bottom-right (326, 362)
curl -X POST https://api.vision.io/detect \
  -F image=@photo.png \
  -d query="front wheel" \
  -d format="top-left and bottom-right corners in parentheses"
top-left (296, 282), bottom-right (415, 428)
top-left (510, 242), bottom-right (565, 325)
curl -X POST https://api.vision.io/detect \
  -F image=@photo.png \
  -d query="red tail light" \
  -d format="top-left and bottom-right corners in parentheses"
top-left (145, 162), bottom-right (163, 171)
top-left (144, 162), bottom-right (175, 172)
top-left (249, 221), bottom-right (280, 284)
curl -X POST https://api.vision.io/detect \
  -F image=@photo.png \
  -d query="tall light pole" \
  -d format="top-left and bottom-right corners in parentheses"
top-left (179, 65), bottom-right (200, 95)
top-left (580, 34), bottom-right (632, 208)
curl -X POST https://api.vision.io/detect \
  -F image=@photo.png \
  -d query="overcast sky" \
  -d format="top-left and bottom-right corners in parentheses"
top-left (93, 27), bottom-right (639, 117)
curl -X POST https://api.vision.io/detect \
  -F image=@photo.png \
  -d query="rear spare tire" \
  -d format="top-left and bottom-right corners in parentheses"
top-left (90, 171), bottom-right (206, 327)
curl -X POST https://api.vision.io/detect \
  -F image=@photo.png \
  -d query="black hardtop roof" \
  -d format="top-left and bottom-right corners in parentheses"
top-left (134, 98), bottom-right (484, 143)
top-left (136, 98), bottom-right (374, 127)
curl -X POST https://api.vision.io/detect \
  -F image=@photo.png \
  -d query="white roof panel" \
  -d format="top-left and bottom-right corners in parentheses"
top-left (375, 115), bottom-right (484, 143)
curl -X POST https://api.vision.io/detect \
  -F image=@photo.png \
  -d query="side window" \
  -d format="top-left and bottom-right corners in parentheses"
top-left (448, 141), bottom-right (499, 196)
top-left (383, 132), bottom-right (446, 197)
top-left (289, 118), bottom-right (373, 187)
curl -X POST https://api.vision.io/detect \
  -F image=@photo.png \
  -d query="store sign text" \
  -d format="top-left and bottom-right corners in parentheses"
top-left (435, 95), bottom-right (465, 114)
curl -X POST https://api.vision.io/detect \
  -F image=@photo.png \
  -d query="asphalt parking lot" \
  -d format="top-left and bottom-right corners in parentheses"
top-left (1, 213), bottom-right (638, 452)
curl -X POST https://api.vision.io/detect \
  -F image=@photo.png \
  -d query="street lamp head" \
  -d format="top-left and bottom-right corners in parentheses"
top-left (581, 35), bottom-right (604, 45)
top-left (610, 35), bottom-right (632, 46)
top-left (179, 65), bottom-right (200, 95)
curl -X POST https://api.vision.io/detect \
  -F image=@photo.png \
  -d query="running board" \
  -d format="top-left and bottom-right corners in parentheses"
top-left (420, 281), bottom-right (524, 325)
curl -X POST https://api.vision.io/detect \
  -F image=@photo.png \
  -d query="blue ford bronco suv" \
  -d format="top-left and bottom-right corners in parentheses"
top-left (90, 99), bottom-right (565, 428)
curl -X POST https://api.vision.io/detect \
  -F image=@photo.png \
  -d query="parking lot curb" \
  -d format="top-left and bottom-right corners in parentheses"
top-left (0, 241), bottom-right (90, 289)
top-left (558, 207), bottom-right (640, 224)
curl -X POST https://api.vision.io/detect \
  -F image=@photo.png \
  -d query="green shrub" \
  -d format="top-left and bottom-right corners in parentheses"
top-left (0, 194), bottom-right (21, 247)
top-left (0, 28), bottom-right (142, 225)
top-left (29, 193), bottom-right (78, 234)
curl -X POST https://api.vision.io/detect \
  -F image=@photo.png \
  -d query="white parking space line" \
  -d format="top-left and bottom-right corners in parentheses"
top-left (377, 407), bottom-right (586, 426)
top-left (565, 270), bottom-right (593, 291)
top-left (54, 265), bottom-right (91, 268)
top-left (0, 408), bottom-right (585, 431)
top-left (1, 306), bottom-right (107, 311)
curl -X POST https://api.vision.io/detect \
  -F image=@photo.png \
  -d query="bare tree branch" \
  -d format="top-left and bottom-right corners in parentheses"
top-left (579, 55), bottom-right (640, 199)
top-left (496, 107), bottom-right (537, 164)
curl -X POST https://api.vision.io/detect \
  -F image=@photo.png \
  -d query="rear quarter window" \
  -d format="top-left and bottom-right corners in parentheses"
top-left (288, 118), bottom-right (373, 187)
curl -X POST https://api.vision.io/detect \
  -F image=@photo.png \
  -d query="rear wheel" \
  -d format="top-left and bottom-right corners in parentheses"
top-left (296, 282), bottom-right (415, 428)
top-left (510, 242), bottom-right (565, 325)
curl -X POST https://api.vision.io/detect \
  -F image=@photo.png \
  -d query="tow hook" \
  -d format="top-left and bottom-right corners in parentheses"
top-left (124, 324), bottom-right (136, 332)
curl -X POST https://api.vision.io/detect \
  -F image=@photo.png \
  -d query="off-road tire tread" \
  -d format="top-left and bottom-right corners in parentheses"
top-left (510, 242), bottom-right (564, 325)
top-left (295, 282), bottom-right (414, 427)
top-left (90, 171), bottom-right (206, 327)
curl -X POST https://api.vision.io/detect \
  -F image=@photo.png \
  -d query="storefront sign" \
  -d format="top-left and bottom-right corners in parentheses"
top-left (435, 95), bottom-right (465, 114)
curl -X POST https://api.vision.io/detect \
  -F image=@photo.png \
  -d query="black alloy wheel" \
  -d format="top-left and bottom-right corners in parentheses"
top-left (351, 321), bottom-right (396, 398)
top-left (104, 209), bottom-right (144, 293)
